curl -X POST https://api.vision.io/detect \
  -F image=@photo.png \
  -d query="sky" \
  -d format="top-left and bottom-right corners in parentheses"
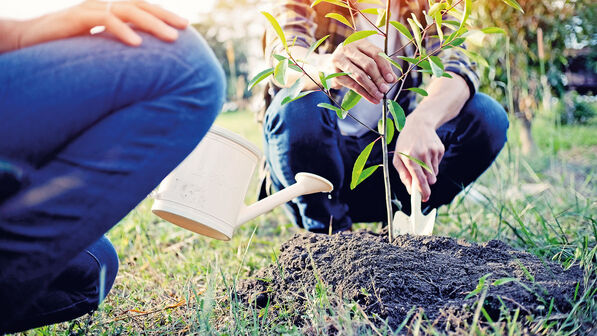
top-left (0, 0), bottom-right (216, 22)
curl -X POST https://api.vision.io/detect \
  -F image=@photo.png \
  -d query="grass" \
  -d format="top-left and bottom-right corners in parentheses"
top-left (16, 110), bottom-right (596, 335)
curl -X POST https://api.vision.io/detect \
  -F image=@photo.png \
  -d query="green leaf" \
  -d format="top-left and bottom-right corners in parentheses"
top-left (481, 27), bottom-right (506, 35)
top-left (360, 8), bottom-right (380, 14)
top-left (397, 152), bottom-right (433, 173)
top-left (318, 103), bottom-right (346, 119)
top-left (407, 87), bottom-right (428, 96)
top-left (355, 166), bottom-right (379, 187)
top-left (306, 35), bottom-right (330, 57)
top-left (289, 64), bottom-right (302, 72)
top-left (281, 90), bottom-right (315, 105)
top-left (449, 37), bottom-right (467, 47)
top-left (434, 11), bottom-right (443, 42)
top-left (386, 118), bottom-right (395, 144)
top-left (397, 56), bottom-right (419, 65)
top-left (261, 12), bottom-right (287, 52)
top-left (274, 58), bottom-right (288, 85)
top-left (465, 273), bottom-right (493, 300)
top-left (351, 139), bottom-right (378, 189)
top-left (387, 100), bottom-right (405, 131)
top-left (343, 30), bottom-right (377, 46)
top-left (390, 21), bottom-right (413, 41)
top-left (458, 0), bottom-right (472, 31)
top-left (248, 68), bottom-right (274, 90)
top-left (501, 0), bottom-right (524, 12)
top-left (319, 72), bottom-right (329, 91)
top-left (428, 2), bottom-right (444, 17)
top-left (429, 56), bottom-right (444, 77)
top-left (311, 0), bottom-right (349, 9)
top-left (375, 9), bottom-right (386, 27)
top-left (493, 277), bottom-right (518, 286)
top-left (407, 18), bottom-right (422, 52)
top-left (273, 54), bottom-right (287, 61)
top-left (378, 52), bottom-right (402, 72)
top-left (357, 0), bottom-right (383, 4)
top-left (325, 13), bottom-right (354, 29)
top-left (325, 72), bottom-right (350, 80)
top-left (341, 89), bottom-right (362, 111)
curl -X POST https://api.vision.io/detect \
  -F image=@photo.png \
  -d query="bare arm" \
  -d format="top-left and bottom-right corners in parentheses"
top-left (0, 0), bottom-right (188, 54)
top-left (392, 72), bottom-right (470, 201)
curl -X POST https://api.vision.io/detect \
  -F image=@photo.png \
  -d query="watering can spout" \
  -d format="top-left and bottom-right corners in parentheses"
top-left (236, 173), bottom-right (333, 226)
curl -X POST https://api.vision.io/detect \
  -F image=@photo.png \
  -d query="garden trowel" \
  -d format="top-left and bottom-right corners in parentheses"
top-left (392, 180), bottom-right (436, 236)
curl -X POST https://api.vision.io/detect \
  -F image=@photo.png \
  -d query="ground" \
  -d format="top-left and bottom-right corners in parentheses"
top-left (17, 110), bottom-right (596, 335)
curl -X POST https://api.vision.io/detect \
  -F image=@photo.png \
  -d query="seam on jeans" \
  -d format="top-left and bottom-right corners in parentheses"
top-left (34, 297), bottom-right (95, 319)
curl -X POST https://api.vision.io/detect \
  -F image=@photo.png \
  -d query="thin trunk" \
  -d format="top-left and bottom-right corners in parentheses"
top-left (382, 0), bottom-right (394, 243)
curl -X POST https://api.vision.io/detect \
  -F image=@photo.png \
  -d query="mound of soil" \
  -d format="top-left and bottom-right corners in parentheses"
top-left (237, 231), bottom-right (582, 331)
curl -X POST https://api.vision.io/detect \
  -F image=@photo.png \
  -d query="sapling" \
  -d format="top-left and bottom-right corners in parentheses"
top-left (250, 0), bottom-right (523, 242)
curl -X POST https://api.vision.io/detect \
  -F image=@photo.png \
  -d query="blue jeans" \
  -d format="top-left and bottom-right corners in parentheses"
top-left (0, 28), bottom-right (225, 333)
top-left (263, 91), bottom-right (508, 233)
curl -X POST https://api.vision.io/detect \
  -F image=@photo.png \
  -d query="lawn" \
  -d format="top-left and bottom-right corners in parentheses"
top-left (18, 111), bottom-right (596, 335)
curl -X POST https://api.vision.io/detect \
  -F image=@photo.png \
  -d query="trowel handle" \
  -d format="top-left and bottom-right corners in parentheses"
top-left (410, 180), bottom-right (422, 215)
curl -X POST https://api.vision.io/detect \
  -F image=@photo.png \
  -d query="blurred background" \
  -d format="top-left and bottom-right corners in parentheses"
top-left (2, 0), bottom-right (594, 150)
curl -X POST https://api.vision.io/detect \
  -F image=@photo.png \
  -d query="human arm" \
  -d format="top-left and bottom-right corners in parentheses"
top-left (0, 0), bottom-right (188, 53)
top-left (392, 72), bottom-right (470, 202)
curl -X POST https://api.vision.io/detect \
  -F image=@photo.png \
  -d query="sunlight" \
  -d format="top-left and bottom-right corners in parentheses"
top-left (0, 0), bottom-right (216, 22)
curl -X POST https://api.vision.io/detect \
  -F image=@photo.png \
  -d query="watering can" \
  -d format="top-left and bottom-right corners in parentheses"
top-left (151, 126), bottom-right (333, 241)
top-left (392, 180), bottom-right (436, 236)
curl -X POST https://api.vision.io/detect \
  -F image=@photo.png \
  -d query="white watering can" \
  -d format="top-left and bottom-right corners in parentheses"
top-left (151, 126), bottom-right (333, 241)
top-left (392, 180), bottom-right (436, 236)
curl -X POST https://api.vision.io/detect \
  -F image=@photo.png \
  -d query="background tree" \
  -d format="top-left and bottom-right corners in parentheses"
top-left (472, 0), bottom-right (596, 154)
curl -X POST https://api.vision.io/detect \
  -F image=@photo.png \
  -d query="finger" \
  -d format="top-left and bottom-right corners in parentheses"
top-left (431, 153), bottom-right (439, 177)
top-left (335, 76), bottom-right (379, 104)
top-left (112, 3), bottom-right (179, 42)
top-left (335, 72), bottom-right (380, 104)
top-left (404, 158), bottom-right (431, 202)
top-left (424, 157), bottom-right (437, 185)
top-left (103, 13), bottom-right (143, 46)
top-left (134, 1), bottom-right (189, 29)
top-left (346, 48), bottom-right (389, 93)
top-left (359, 45), bottom-right (397, 84)
top-left (344, 60), bottom-right (384, 101)
top-left (393, 154), bottom-right (412, 194)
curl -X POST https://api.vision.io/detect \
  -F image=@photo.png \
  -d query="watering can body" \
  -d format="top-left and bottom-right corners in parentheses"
top-left (151, 126), bottom-right (333, 241)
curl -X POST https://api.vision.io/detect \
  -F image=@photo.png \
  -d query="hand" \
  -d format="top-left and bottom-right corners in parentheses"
top-left (327, 39), bottom-right (397, 104)
top-left (17, 0), bottom-right (188, 49)
top-left (392, 113), bottom-right (444, 202)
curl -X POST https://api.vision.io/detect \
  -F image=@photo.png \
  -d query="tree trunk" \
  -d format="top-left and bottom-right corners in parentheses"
top-left (518, 115), bottom-right (536, 155)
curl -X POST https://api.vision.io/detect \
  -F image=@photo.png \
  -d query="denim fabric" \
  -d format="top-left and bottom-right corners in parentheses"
top-left (0, 28), bottom-right (225, 332)
top-left (263, 91), bottom-right (508, 233)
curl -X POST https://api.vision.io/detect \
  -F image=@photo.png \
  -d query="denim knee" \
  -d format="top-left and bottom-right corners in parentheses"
top-left (460, 93), bottom-right (509, 156)
top-left (86, 236), bottom-right (119, 303)
top-left (264, 90), bottom-right (336, 141)
top-left (162, 28), bottom-right (226, 124)
top-left (60, 236), bottom-right (119, 309)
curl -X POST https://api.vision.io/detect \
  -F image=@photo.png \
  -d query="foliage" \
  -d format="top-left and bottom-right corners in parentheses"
top-left (555, 91), bottom-right (596, 125)
top-left (473, 0), bottom-right (596, 113)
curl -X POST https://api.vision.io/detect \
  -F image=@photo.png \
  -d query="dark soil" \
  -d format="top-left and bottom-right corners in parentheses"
top-left (237, 231), bottom-right (583, 332)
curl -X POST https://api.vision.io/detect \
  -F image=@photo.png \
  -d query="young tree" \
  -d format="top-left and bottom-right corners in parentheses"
top-left (250, 0), bottom-right (523, 241)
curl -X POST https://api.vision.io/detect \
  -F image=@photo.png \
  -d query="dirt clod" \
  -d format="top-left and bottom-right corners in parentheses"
top-left (237, 231), bottom-right (582, 331)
